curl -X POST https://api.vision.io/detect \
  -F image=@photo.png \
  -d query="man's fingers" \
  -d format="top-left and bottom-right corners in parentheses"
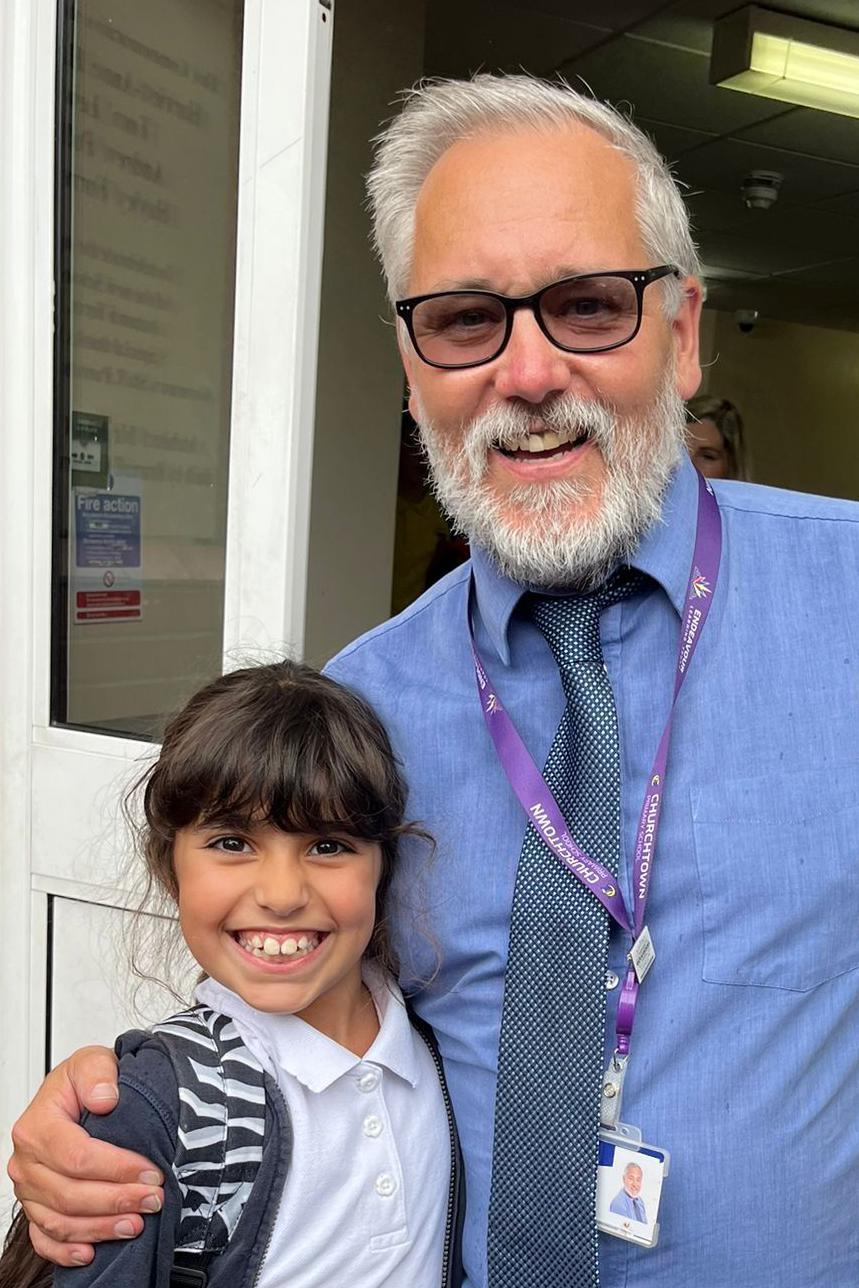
top-left (64, 1045), bottom-right (122, 1116)
top-left (12, 1115), bottom-right (162, 1188)
top-left (23, 1195), bottom-right (148, 1246)
top-left (16, 1164), bottom-right (162, 1219)
top-left (28, 1220), bottom-right (95, 1269)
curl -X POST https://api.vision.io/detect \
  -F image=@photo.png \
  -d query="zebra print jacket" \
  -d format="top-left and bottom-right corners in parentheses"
top-left (53, 1010), bottom-right (464, 1288)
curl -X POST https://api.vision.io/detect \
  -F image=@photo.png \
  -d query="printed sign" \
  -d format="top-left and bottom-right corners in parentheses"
top-left (73, 487), bottom-right (142, 623)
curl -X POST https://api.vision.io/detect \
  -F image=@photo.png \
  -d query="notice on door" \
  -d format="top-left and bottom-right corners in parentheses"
top-left (73, 487), bottom-right (143, 623)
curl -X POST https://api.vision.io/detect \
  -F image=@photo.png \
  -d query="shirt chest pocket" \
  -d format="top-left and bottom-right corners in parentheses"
top-left (690, 765), bottom-right (859, 992)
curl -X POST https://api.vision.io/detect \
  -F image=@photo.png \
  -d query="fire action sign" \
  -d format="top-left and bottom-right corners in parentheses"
top-left (73, 489), bottom-right (142, 623)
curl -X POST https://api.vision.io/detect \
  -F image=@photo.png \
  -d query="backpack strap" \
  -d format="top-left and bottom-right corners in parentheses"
top-left (150, 1006), bottom-right (267, 1284)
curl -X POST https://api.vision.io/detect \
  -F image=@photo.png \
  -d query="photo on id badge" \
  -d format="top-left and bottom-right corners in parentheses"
top-left (596, 1133), bottom-right (668, 1248)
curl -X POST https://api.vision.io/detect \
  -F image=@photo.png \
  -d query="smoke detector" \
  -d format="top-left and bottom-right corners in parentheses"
top-left (740, 170), bottom-right (783, 210)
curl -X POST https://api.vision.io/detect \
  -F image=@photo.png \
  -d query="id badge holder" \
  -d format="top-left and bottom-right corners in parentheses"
top-left (596, 1122), bottom-right (669, 1249)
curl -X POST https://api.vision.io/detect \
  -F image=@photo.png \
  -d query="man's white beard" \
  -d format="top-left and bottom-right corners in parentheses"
top-left (414, 370), bottom-right (686, 589)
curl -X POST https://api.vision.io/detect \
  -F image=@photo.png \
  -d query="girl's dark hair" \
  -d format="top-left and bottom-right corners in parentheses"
top-left (0, 1208), bottom-right (52, 1288)
top-left (137, 658), bottom-right (422, 973)
top-left (0, 661), bottom-right (424, 1288)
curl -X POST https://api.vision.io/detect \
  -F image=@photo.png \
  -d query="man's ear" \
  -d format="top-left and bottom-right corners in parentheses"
top-left (673, 277), bottom-right (704, 401)
top-left (396, 322), bottom-right (420, 422)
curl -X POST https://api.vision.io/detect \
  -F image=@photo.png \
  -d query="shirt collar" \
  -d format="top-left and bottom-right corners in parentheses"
top-left (470, 453), bottom-right (700, 664)
top-left (195, 966), bottom-right (424, 1094)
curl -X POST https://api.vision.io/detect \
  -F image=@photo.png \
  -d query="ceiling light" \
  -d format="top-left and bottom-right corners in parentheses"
top-left (711, 5), bottom-right (859, 120)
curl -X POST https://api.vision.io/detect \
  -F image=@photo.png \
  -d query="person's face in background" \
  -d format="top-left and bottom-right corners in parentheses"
top-left (686, 416), bottom-right (734, 479)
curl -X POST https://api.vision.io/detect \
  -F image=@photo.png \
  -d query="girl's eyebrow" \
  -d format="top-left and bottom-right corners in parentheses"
top-left (192, 813), bottom-right (259, 833)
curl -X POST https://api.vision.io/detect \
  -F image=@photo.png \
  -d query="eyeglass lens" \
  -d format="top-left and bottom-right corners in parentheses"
top-left (410, 275), bottom-right (641, 367)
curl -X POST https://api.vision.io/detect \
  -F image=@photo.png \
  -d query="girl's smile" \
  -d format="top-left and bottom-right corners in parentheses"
top-left (226, 927), bottom-right (328, 972)
top-left (173, 821), bottom-right (383, 1049)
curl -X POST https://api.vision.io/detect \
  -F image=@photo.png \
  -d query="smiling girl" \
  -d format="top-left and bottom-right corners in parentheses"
top-left (1, 661), bottom-right (461, 1288)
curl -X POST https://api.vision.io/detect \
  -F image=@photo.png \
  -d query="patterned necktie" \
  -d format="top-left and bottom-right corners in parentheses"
top-left (487, 568), bottom-right (645, 1288)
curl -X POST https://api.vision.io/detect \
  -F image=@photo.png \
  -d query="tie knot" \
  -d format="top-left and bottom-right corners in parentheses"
top-left (530, 568), bottom-right (646, 668)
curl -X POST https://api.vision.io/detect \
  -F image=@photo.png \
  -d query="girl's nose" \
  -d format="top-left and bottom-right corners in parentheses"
top-left (253, 858), bottom-right (309, 916)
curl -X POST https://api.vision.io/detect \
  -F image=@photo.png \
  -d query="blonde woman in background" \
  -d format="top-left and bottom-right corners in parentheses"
top-left (685, 395), bottom-right (748, 480)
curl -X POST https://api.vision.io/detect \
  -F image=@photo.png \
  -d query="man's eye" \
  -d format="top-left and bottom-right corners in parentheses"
top-left (560, 295), bottom-right (622, 319)
top-left (454, 308), bottom-right (495, 329)
top-left (418, 299), bottom-right (502, 335)
top-left (566, 297), bottom-right (603, 316)
top-left (432, 307), bottom-right (496, 333)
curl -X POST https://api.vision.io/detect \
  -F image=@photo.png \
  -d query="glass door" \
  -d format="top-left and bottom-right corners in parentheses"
top-left (0, 0), bottom-right (334, 1205)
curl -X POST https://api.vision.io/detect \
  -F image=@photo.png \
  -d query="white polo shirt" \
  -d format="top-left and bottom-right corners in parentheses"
top-left (195, 969), bottom-right (450, 1287)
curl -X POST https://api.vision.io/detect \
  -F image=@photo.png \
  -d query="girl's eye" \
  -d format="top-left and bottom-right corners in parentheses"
top-left (308, 837), bottom-right (356, 857)
top-left (207, 835), bottom-right (252, 854)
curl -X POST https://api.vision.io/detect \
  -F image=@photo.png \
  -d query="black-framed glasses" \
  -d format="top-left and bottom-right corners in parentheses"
top-left (396, 265), bottom-right (680, 370)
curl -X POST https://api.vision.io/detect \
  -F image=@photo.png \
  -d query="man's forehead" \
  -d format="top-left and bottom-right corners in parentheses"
top-left (408, 124), bottom-right (642, 295)
top-left (415, 123), bottom-right (633, 211)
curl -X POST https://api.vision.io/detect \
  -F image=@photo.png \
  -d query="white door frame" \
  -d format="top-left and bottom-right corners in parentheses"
top-left (0, 0), bottom-right (334, 1205)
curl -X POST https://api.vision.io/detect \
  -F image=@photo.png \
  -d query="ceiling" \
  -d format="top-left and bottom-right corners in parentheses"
top-left (422, 0), bottom-right (859, 332)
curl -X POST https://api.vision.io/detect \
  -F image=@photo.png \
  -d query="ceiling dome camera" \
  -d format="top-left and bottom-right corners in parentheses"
top-left (735, 308), bottom-right (759, 334)
top-left (740, 170), bottom-right (782, 210)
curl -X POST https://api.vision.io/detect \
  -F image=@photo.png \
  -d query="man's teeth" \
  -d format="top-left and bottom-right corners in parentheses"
top-left (235, 931), bottom-right (321, 958)
top-left (503, 428), bottom-right (584, 453)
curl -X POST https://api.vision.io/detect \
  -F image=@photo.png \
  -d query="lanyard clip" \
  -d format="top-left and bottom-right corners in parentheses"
top-left (600, 1051), bottom-right (629, 1130)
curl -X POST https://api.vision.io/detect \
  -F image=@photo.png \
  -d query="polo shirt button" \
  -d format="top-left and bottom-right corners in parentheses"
top-left (357, 1067), bottom-right (380, 1092)
top-left (363, 1114), bottom-right (383, 1138)
top-left (605, 971), bottom-right (620, 990)
top-left (375, 1173), bottom-right (396, 1197)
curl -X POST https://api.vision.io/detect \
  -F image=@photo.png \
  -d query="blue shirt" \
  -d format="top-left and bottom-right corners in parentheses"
top-left (327, 454), bottom-right (859, 1288)
top-left (609, 1189), bottom-right (647, 1225)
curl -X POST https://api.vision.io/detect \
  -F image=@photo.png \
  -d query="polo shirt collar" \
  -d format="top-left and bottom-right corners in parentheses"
top-left (195, 966), bottom-right (424, 1095)
top-left (470, 453), bottom-right (700, 663)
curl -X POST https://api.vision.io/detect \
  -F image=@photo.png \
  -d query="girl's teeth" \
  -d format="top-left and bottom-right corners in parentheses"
top-left (238, 932), bottom-right (320, 959)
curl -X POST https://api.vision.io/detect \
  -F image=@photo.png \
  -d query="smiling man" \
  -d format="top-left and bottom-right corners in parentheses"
top-left (9, 74), bottom-right (859, 1288)
top-left (610, 1164), bottom-right (647, 1225)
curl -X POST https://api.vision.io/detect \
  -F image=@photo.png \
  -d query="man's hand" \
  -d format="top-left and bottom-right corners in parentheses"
top-left (7, 1046), bottom-right (164, 1267)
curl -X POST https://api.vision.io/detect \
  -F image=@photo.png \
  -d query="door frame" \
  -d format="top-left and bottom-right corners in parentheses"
top-left (0, 0), bottom-right (334, 1199)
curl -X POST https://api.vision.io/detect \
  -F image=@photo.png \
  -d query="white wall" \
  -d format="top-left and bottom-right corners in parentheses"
top-left (303, 0), bottom-right (427, 666)
top-left (699, 307), bottom-right (859, 499)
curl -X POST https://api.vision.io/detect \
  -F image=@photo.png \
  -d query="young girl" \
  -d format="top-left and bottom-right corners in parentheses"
top-left (1, 661), bottom-right (462, 1288)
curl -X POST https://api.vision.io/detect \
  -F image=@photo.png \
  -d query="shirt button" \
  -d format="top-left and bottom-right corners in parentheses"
top-left (363, 1114), bottom-right (383, 1138)
top-left (605, 971), bottom-right (620, 990)
top-left (375, 1173), bottom-right (397, 1197)
top-left (357, 1067), bottom-right (380, 1092)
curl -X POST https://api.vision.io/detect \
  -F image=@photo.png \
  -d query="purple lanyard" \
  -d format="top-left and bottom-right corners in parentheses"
top-left (469, 471), bottom-right (722, 1056)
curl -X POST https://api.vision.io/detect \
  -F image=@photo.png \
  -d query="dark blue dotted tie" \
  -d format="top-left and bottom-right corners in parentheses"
top-left (487, 569), bottom-right (645, 1288)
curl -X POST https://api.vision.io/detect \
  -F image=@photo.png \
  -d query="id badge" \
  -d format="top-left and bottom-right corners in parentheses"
top-left (596, 1123), bottom-right (669, 1249)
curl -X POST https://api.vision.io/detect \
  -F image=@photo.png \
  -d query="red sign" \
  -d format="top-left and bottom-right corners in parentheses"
top-left (75, 590), bottom-right (142, 622)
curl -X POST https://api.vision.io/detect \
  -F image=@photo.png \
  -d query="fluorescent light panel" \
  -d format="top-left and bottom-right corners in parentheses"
top-left (711, 6), bottom-right (859, 120)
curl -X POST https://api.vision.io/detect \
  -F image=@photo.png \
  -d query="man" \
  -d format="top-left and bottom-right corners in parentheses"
top-left (609, 1164), bottom-right (646, 1225)
top-left (9, 75), bottom-right (859, 1288)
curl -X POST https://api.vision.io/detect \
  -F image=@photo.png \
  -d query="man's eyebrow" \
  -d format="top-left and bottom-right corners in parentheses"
top-left (425, 278), bottom-right (500, 293)
top-left (422, 266), bottom-right (606, 295)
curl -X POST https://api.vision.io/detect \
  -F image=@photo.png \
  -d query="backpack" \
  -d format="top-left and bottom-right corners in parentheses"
top-left (149, 1006), bottom-right (268, 1288)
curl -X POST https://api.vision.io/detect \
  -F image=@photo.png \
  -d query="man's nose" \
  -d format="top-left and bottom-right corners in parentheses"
top-left (491, 307), bottom-right (573, 404)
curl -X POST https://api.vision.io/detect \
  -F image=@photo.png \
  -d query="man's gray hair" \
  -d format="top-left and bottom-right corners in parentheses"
top-left (367, 74), bottom-right (700, 315)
